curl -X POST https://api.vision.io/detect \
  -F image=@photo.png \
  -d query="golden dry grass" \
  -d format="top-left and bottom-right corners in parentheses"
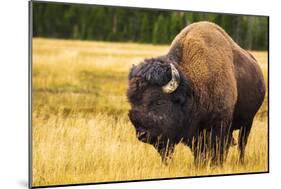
top-left (32, 38), bottom-right (268, 187)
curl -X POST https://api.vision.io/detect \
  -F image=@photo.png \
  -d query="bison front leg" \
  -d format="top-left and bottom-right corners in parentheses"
top-left (192, 130), bottom-right (213, 167)
top-left (154, 140), bottom-right (175, 165)
top-left (193, 122), bottom-right (232, 166)
top-left (210, 121), bottom-right (233, 166)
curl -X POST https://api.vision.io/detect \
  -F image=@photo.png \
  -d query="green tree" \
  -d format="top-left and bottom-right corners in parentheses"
top-left (169, 13), bottom-right (184, 41)
top-left (152, 15), bottom-right (169, 44)
top-left (140, 15), bottom-right (150, 42)
top-left (32, 2), bottom-right (268, 50)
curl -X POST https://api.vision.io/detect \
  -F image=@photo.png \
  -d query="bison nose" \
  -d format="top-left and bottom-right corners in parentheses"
top-left (136, 130), bottom-right (146, 138)
top-left (136, 130), bottom-right (148, 141)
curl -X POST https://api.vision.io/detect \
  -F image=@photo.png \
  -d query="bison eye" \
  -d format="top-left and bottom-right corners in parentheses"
top-left (155, 100), bottom-right (165, 105)
top-left (139, 103), bottom-right (148, 108)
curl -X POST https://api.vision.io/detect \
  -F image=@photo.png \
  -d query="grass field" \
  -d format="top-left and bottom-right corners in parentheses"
top-left (32, 38), bottom-right (268, 187)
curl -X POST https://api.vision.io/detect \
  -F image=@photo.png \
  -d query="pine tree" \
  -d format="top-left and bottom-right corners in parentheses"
top-left (140, 15), bottom-right (150, 42)
top-left (32, 2), bottom-right (268, 50)
top-left (152, 15), bottom-right (169, 44)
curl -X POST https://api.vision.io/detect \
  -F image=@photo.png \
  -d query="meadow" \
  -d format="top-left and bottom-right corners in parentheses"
top-left (32, 38), bottom-right (268, 187)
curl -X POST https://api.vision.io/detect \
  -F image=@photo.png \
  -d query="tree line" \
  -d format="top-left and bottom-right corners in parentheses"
top-left (33, 2), bottom-right (268, 50)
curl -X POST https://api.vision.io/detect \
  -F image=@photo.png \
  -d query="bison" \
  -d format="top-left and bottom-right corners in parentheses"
top-left (127, 21), bottom-right (265, 165)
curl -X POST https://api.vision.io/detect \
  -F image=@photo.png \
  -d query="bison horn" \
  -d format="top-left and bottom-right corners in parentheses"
top-left (162, 64), bottom-right (180, 93)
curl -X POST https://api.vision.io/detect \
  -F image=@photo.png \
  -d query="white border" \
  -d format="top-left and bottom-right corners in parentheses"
top-left (1, 0), bottom-right (280, 189)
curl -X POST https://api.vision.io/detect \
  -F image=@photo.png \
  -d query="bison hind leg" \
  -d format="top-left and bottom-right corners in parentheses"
top-left (237, 118), bottom-right (254, 163)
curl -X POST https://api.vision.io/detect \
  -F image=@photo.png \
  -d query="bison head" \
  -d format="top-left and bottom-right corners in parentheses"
top-left (127, 57), bottom-right (193, 160)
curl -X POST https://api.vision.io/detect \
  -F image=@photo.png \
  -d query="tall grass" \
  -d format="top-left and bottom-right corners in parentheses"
top-left (32, 38), bottom-right (268, 187)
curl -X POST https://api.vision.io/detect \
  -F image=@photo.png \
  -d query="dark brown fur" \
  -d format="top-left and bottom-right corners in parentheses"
top-left (127, 21), bottom-right (265, 165)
